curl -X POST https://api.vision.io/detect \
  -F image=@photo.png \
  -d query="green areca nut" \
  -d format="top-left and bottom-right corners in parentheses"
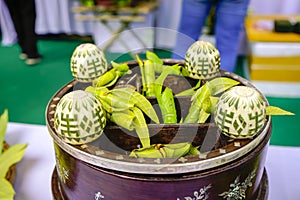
top-left (184, 40), bottom-right (220, 80)
top-left (214, 86), bottom-right (266, 139)
top-left (54, 90), bottom-right (106, 145)
top-left (70, 43), bottom-right (108, 82)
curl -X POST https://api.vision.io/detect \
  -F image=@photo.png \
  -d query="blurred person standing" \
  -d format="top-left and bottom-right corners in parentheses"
top-left (172, 0), bottom-right (250, 72)
top-left (4, 0), bottom-right (42, 65)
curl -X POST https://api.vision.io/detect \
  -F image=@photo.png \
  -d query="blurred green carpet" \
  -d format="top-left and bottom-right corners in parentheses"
top-left (0, 39), bottom-right (299, 147)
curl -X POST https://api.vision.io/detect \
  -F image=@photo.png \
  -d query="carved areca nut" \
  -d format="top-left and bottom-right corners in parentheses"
top-left (184, 40), bottom-right (220, 80)
top-left (70, 43), bottom-right (108, 82)
top-left (214, 86), bottom-right (266, 139)
top-left (54, 90), bottom-right (106, 145)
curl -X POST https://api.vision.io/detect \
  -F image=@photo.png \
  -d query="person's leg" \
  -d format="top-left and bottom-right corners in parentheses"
top-left (19, 0), bottom-right (39, 59)
top-left (172, 0), bottom-right (212, 59)
top-left (4, 0), bottom-right (25, 54)
top-left (215, 0), bottom-right (250, 72)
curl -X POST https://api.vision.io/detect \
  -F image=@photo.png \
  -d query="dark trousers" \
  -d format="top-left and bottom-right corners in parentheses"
top-left (172, 0), bottom-right (250, 72)
top-left (4, 0), bottom-right (39, 58)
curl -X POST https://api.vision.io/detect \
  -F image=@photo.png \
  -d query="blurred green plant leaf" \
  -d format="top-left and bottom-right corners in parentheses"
top-left (0, 109), bottom-right (8, 154)
top-left (0, 178), bottom-right (15, 200)
top-left (0, 143), bottom-right (27, 178)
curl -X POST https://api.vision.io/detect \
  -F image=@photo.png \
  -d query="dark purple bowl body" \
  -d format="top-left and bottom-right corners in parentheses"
top-left (46, 60), bottom-right (271, 200)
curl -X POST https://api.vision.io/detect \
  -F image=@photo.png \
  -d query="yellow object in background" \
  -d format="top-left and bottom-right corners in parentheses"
top-left (245, 15), bottom-right (300, 82)
top-left (248, 55), bottom-right (300, 82)
top-left (245, 15), bottom-right (300, 43)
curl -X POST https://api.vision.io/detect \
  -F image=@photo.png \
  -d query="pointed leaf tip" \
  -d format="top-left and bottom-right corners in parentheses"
top-left (266, 106), bottom-right (295, 116)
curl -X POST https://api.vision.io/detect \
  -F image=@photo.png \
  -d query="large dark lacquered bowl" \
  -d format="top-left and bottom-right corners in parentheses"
top-left (46, 59), bottom-right (271, 200)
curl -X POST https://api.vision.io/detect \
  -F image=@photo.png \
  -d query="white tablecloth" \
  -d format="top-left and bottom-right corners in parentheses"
top-left (5, 122), bottom-right (300, 200)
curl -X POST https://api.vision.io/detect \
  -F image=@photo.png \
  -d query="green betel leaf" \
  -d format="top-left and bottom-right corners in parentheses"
top-left (110, 111), bottom-right (135, 131)
top-left (111, 61), bottom-right (129, 75)
top-left (191, 83), bottom-right (209, 103)
top-left (198, 109), bottom-right (211, 124)
top-left (130, 144), bottom-right (162, 158)
top-left (154, 64), bottom-right (181, 95)
top-left (162, 143), bottom-right (194, 158)
top-left (130, 142), bottom-right (199, 158)
top-left (145, 50), bottom-right (163, 73)
top-left (135, 54), bottom-right (146, 94)
top-left (135, 54), bottom-right (144, 68)
top-left (206, 77), bottom-right (240, 95)
top-left (183, 104), bottom-right (201, 123)
top-left (144, 60), bottom-right (156, 96)
top-left (266, 106), bottom-right (295, 116)
top-left (188, 145), bottom-right (201, 156)
top-left (209, 96), bottom-right (219, 113)
top-left (181, 67), bottom-right (190, 77)
top-left (0, 143), bottom-right (27, 178)
top-left (176, 80), bottom-right (201, 97)
top-left (146, 51), bottom-right (163, 65)
top-left (0, 109), bottom-right (8, 153)
top-left (0, 178), bottom-right (15, 200)
top-left (112, 87), bottom-right (159, 124)
top-left (131, 107), bottom-right (150, 148)
top-left (160, 87), bottom-right (177, 124)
